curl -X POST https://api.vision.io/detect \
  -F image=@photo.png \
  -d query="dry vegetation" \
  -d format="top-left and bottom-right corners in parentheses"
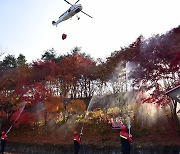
top-left (7, 118), bottom-right (180, 147)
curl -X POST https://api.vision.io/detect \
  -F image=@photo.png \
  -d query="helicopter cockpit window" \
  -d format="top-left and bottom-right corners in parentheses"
top-left (75, 8), bottom-right (81, 13)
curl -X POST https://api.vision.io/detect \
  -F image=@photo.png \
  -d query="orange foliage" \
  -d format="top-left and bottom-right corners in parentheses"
top-left (67, 99), bottom-right (86, 113)
top-left (45, 95), bottom-right (64, 113)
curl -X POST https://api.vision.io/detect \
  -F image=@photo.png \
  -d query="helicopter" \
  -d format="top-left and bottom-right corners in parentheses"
top-left (52, 0), bottom-right (93, 27)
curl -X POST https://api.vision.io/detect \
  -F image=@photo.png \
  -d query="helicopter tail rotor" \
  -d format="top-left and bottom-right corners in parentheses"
top-left (52, 21), bottom-right (57, 26)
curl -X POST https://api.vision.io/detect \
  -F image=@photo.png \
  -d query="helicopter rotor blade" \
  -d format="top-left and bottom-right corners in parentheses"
top-left (81, 10), bottom-right (93, 18)
top-left (75, 0), bottom-right (80, 4)
top-left (64, 0), bottom-right (73, 6)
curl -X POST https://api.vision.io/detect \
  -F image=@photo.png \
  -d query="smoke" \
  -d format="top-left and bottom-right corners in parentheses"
top-left (56, 115), bottom-right (78, 134)
top-left (87, 93), bottom-right (126, 112)
top-left (91, 62), bottom-right (126, 110)
top-left (136, 103), bottom-right (169, 127)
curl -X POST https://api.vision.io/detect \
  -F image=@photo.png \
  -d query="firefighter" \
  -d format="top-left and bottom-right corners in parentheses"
top-left (0, 131), bottom-right (8, 154)
top-left (73, 131), bottom-right (82, 154)
top-left (120, 125), bottom-right (132, 154)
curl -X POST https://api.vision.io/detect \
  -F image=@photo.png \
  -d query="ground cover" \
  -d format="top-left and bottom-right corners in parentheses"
top-left (7, 123), bottom-right (180, 147)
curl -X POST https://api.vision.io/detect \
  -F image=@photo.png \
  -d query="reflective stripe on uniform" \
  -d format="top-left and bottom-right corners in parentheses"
top-left (120, 135), bottom-right (127, 139)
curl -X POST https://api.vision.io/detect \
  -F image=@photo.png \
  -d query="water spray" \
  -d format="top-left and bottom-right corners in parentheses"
top-left (80, 110), bottom-right (89, 138)
top-left (80, 109), bottom-right (89, 154)
top-left (127, 114), bottom-right (131, 137)
top-left (79, 96), bottom-right (95, 154)
top-left (5, 102), bottom-right (27, 136)
top-left (80, 96), bottom-right (95, 137)
top-left (80, 106), bottom-right (89, 138)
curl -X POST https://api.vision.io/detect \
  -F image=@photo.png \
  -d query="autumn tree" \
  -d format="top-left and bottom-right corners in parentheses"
top-left (10, 82), bottom-right (48, 128)
top-left (111, 26), bottom-right (180, 132)
top-left (31, 60), bottom-right (57, 83)
top-left (55, 48), bottom-right (96, 99)
top-left (38, 94), bottom-right (64, 132)
top-left (67, 99), bottom-right (86, 115)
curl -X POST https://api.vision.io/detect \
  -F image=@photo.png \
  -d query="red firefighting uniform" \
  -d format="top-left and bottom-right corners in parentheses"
top-left (74, 131), bottom-right (80, 154)
top-left (1, 131), bottom-right (8, 154)
top-left (120, 125), bottom-right (132, 154)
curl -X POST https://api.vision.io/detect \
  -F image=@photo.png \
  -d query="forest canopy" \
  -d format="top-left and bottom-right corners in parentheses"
top-left (0, 25), bottom-right (179, 139)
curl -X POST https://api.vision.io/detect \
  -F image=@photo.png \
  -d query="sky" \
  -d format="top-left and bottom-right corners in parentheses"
top-left (0, 0), bottom-right (180, 62)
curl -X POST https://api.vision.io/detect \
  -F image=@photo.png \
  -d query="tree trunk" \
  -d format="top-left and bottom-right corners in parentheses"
top-left (171, 100), bottom-right (180, 136)
top-left (44, 111), bottom-right (48, 134)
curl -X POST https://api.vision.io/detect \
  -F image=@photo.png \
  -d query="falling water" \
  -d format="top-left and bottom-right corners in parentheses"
top-left (6, 102), bottom-right (27, 135)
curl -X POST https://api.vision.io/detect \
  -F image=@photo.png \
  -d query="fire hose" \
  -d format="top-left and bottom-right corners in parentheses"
top-left (5, 102), bottom-right (26, 136)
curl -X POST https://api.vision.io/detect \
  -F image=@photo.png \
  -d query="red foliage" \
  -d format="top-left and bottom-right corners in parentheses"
top-left (25, 82), bottom-right (47, 106)
top-left (15, 81), bottom-right (47, 106)
top-left (10, 82), bottom-right (48, 127)
top-left (10, 110), bottom-right (37, 127)
top-left (57, 53), bottom-right (95, 83)
top-left (31, 60), bottom-right (56, 82)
